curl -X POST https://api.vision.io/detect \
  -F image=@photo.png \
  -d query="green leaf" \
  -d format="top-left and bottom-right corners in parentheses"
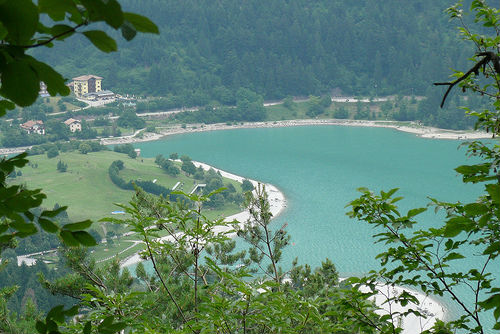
top-left (38, 0), bottom-right (78, 21)
top-left (486, 184), bottom-right (500, 204)
top-left (0, 100), bottom-right (15, 117)
top-left (443, 216), bottom-right (474, 237)
top-left (82, 30), bottom-right (117, 53)
top-left (463, 203), bottom-right (489, 216)
top-left (0, 57), bottom-right (40, 106)
top-left (63, 220), bottom-right (92, 231)
top-left (0, 235), bottom-right (14, 244)
top-left (483, 241), bottom-right (500, 255)
top-left (0, 21), bottom-right (7, 40)
top-left (64, 305), bottom-right (79, 317)
top-left (35, 320), bottom-right (47, 334)
top-left (123, 12), bottom-right (159, 34)
top-left (0, 0), bottom-right (38, 44)
top-left (49, 24), bottom-right (76, 41)
top-left (102, 0), bottom-right (124, 29)
top-left (41, 206), bottom-right (68, 218)
top-left (46, 305), bottom-right (65, 323)
top-left (59, 230), bottom-right (79, 246)
top-left (27, 56), bottom-right (70, 96)
top-left (100, 322), bottom-right (127, 334)
top-left (443, 252), bottom-right (465, 261)
top-left (38, 218), bottom-right (59, 233)
top-left (407, 207), bottom-right (426, 218)
top-left (479, 292), bottom-right (500, 313)
top-left (83, 321), bottom-right (91, 334)
top-left (80, 0), bottom-right (123, 29)
top-left (71, 231), bottom-right (97, 246)
top-left (0, 224), bottom-right (8, 234)
top-left (10, 221), bottom-right (37, 234)
top-left (121, 21), bottom-right (137, 41)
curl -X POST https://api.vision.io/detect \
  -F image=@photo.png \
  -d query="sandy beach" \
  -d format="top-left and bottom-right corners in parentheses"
top-left (362, 282), bottom-right (445, 334)
top-left (119, 160), bottom-right (286, 268)
top-left (0, 118), bottom-right (491, 156)
top-left (118, 158), bottom-right (445, 334)
top-left (99, 118), bottom-right (492, 148)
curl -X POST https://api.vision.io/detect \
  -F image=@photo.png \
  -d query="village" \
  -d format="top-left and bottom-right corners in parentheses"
top-left (19, 74), bottom-right (120, 136)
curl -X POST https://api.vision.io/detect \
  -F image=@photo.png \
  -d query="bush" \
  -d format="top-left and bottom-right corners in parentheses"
top-left (283, 96), bottom-right (295, 110)
top-left (241, 179), bottom-right (254, 192)
top-left (334, 107), bottom-right (349, 119)
top-left (56, 160), bottom-right (67, 172)
top-left (46, 147), bottom-right (59, 159)
top-left (181, 160), bottom-right (196, 175)
top-left (114, 143), bottom-right (136, 157)
top-left (78, 142), bottom-right (91, 154)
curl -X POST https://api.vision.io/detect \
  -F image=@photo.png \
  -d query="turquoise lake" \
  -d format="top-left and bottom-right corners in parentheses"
top-left (135, 125), bottom-right (498, 325)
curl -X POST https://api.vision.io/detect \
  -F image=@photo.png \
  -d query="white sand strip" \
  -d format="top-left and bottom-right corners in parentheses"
top-left (362, 283), bottom-right (445, 334)
top-left (120, 160), bottom-right (286, 268)
top-left (99, 119), bottom-right (492, 148)
top-left (1, 119), bottom-right (491, 155)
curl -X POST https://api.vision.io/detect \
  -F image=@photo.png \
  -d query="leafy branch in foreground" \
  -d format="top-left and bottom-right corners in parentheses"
top-left (345, 2), bottom-right (500, 333)
top-left (1, 1), bottom-right (158, 333)
top-left (0, 0), bottom-right (158, 114)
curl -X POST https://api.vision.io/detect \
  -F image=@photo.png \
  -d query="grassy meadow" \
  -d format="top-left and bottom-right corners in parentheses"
top-left (14, 150), bottom-right (245, 223)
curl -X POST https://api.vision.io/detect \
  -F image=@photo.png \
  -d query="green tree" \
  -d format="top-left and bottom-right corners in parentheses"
top-left (78, 142), bottom-right (91, 154)
top-left (333, 105), bottom-right (349, 119)
top-left (56, 160), bottom-right (67, 173)
top-left (46, 147), bottom-right (59, 159)
top-left (306, 96), bottom-right (324, 117)
top-left (345, 2), bottom-right (500, 333)
top-left (116, 111), bottom-right (146, 129)
top-left (181, 160), bottom-right (197, 176)
top-left (283, 96), bottom-right (295, 110)
top-left (241, 179), bottom-right (254, 192)
top-left (0, 1), bottom-right (158, 332)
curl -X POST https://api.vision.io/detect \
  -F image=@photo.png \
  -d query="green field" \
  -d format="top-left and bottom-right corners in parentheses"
top-left (14, 151), bottom-right (245, 223)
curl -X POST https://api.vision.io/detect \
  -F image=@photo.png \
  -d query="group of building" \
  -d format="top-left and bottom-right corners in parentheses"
top-left (69, 74), bottom-right (115, 101)
top-left (40, 74), bottom-right (116, 101)
top-left (20, 118), bottom-right (81, 135)
top-left (24, 74), bottom-right (114, 135)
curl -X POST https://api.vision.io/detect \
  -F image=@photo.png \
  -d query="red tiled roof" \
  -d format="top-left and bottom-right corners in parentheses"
top-left (21, 120), bottom-right (43, 128)
top-left (64, 118), bottom-right (80, 125)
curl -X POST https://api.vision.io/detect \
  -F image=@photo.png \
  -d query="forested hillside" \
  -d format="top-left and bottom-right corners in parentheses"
top-left (33, 0), bottom-right (470, 102)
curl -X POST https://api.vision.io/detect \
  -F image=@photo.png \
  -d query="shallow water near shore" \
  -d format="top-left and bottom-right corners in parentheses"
top-left (135, 125), bottom-right (498, 328)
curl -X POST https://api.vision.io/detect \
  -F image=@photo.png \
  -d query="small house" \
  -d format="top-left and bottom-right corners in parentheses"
top-left (64, 118), bottom-right (82, 132)
top-left (20, 120), bottom-right (45, 135)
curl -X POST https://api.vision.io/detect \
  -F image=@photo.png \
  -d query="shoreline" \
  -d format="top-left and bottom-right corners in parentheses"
top-left (100, 119), bottom-right (491, 147)
top-left (0, 119), bottom-right (491, 155)
top-left (362, 282), bottom-right (445, 334)
top-left (119, 158), bottom-right (445, 334)
top-left (119, 160), bottom-right (287, 268)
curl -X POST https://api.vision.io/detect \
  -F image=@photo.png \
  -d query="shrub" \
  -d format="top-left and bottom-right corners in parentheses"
top-left (56, 160), bottom-right (67, 172)
top-left (241, 179), bottom-right (254, 192)
top-left (46, 147), bottom-right (59, 159)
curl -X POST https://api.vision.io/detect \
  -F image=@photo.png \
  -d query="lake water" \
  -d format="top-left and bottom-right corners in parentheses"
top-left (135, 125), bottom-right (497, 327)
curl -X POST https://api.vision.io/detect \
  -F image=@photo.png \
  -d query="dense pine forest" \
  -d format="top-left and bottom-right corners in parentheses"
top-left (34, 0), bottom-right (471, 100)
